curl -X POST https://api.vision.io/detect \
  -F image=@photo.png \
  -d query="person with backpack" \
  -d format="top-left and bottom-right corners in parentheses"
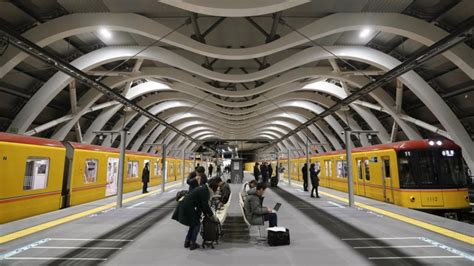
top-left (172, 177), bottom-right (222, 250)
top-left (141, 162), bottom-right (150, 193)
top-left (310, 163), bottom-right (320, 198)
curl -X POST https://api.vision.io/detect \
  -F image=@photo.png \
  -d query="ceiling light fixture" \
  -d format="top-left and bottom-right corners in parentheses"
top-left (98, 27), bottom-right (112, 39)
top-left (359, 28), bottom-right (372, 38)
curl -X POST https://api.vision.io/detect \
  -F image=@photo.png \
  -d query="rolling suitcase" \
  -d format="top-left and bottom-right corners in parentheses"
top-left (267, 227), bottom-right (290, 246)
top-left (201, 216), bottom-right (221, 248)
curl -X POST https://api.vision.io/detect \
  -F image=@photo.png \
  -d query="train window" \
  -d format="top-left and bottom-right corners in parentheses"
top-left (364, 160), bottom-right (370, 181)
top-left (154, 162), bottom-right (159, 176)
top-left (357, 160), bottom-right (363, 179)
top-left (84, 159), bottom-right (98, 183)
top-left (315, 161), bottom-right (321, 171)
top-left (127, 161), bottom-right (139, 178)
top-left (324, 160), bottom-right (332, 177)
top-left (382, 158), bottom-right (391, 178)
top-left (23, 157), bottom-right (49, 190)
top-left (336, 160), bottom-right (347, 178)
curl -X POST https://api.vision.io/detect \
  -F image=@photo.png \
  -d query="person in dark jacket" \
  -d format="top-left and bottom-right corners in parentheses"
top-left (243, 182), bottom-right (277, 227)
top-left (141, 162), bottom-right (150, 193)
top-left (218, 179), bottom-right (231, 205)
top-left (187, 166), bottom-right (207, 191)
top-left (268, 163), bottom-right (273, 179)
top-left (208, 164), bottom-right (214, 177)
top-left (260, 162), bottom-right (268, 184)
top-left (310, 163), bottom-right (320, 198)
top-left (253, 162), bottom-right (261, 181)
top-left (172, 177), bottom-right (222, 250)
top-left (216, 164), bottom-right (221, 177)
top-left (302, 163), bottom-right (308, 191)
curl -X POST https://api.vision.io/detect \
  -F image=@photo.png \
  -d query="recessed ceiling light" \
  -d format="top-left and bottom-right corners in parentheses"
top-left (359, 28), bottom-right (372, 38)
top-left (98, 28), bottom-right (112, 39)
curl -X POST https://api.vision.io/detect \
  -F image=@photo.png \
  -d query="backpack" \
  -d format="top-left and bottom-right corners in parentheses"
top-left (175, 190), bottom-right (188, 201)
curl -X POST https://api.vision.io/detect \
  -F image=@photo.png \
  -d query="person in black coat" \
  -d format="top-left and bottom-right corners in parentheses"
top-left (310, 163), bottom-right (320, 198)
top-left (141, 162), bottom-right (150, 193)
top-left (302, 163), bottom-right (308, 191)
top-left (253, 162), bottom-right (261, 181)
top-left (268, 163), bottom-right (273, 179)
top-left (187, 166), bottom-right (207, 191)
top-left (172, 177), bottom-right (222, 250)
top-left (208, 164), bottom-right (214, 177)
top-left (260, 162), bottom-right (268, 184)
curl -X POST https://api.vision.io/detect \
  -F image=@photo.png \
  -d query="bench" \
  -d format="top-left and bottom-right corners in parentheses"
top-left (215, 193), bottom-right (231, 224)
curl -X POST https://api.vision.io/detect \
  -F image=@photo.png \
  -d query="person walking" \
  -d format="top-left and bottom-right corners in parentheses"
top-left (260, 162), bottom-right (268, 184)
top-left (268, 163), bottom-right (273, 180)
top-left (302, 163), bottom-right (308, 191)
top-left (172, 177), bottom-right (222, 250)
top-left (141, 162), bottom-right (150, 193)
top-left (310, 163), bottom-right (320, 198)
top-left (253, 162), bottom-right (261, 181)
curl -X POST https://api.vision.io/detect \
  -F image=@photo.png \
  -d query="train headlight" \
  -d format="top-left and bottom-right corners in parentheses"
top-left (428, 140), bottom-right (435, 146)
top-left (436, 140), bottom-right (442, 146)
top-left (410, 196), bottom-right (415, 202)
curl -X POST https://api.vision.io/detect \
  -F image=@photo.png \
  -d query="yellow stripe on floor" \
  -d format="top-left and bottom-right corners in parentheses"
top-left (0, 183), bottom-right (181, 244)
top-left (284, 180), bottom-right (474, 245)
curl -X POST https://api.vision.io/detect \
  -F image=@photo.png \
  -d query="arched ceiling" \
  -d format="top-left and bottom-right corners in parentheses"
top-left (0, 0), bottom-right (472, 170)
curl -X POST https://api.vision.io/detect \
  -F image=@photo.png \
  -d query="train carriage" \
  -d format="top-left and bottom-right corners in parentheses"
top-left (0, 133), bottom-right (66, 223)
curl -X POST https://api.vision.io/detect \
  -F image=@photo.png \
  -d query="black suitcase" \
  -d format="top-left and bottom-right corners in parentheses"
top-left (201, 216), bottom-right (221, 248)
top-left (270, 176), bottom-right (279, 187)
top-left (267, 228), bottom-right (290, 246)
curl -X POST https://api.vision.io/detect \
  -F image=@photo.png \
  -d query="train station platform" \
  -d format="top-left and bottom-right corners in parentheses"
top-left (1, 173), bottom-right (473, 265)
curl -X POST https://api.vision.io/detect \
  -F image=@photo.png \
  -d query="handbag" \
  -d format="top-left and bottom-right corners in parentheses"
top-left (175, 190), bottom-right (188, 201)
top-left (267, 227), bottom-right (290, 246)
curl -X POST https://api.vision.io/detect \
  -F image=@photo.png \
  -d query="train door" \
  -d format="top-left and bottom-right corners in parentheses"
top-left (381, 156), bottom-right (394, 203)
top-left (106, 157), bottom-right (119, 196)
top-left (355, 158), bottom-right (366, 196)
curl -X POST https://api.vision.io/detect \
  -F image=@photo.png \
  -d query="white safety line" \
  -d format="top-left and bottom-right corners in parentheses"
top-left (6, 257), bottom-right (108, 261)
top-left (33, 246), bottom-right (122, 250)
top-left (167, 189), bottom-right (177, 194)
top-left (327, 201), bottom-right (346, 208)
top-left (369, 256), bottom-right (464, 260)
top-left (353, 245), bottom-right (436, 249)
top-left (342, 237), bottom-right (422, 240)
top-left (0, 238), bottom-right (51, 260)
top-left (418, 237), bottom-right (474, 261)
top-left (49, 238), bottom-right (133, 242)
top-left (126, 201), bottom-right (146, 209)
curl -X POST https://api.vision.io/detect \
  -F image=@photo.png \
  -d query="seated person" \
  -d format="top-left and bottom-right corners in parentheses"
top-left (243, 182), bottom-right (277, 227)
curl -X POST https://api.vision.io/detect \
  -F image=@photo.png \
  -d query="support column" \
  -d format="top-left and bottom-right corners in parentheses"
top-left (182, 149), bottom-right (186, 185)
top-left (117, 129), bottom-right (126, 208)
top-left (287, 149), bottom-right (291, 187)
top-left (306, 137), bottom-right (310, 184)
top-left (161, 144), bottom-right (167, 192)
top-left (345, 131), bottom-right (354, 207)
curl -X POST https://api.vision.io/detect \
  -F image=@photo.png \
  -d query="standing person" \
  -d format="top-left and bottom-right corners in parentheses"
top-left (253, 162), bottom-right (261, 181)
top-left (268, 163), bottom-right (273, 179)
top-left (172, 177), bottom-right (222, 250)
top-left (310, 163), bottom-right (320, 198)
top-left (216, 164), bottom-right (221, 177)
top-left (260, 162), bottom-right (268, 184)
top-left (141, 162), bottom-right (150, 193)
top-left (208, 164), bottom-right (214, 177)
top-left (195, 163), bottom-right (200, 171)
top-left (302, 163), bottom-right (308, 191)
top-left (187, 166), bottom-right (208, 191)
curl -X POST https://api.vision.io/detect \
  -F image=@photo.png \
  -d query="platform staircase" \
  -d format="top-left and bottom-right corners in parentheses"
top-left (221, 215), bottom-right (250, 242)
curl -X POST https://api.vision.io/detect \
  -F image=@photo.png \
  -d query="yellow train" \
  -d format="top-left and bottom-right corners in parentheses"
top-left (0, 132), bottom-right (195, 224)
top-left (248, 139), bottom-right (470, 215)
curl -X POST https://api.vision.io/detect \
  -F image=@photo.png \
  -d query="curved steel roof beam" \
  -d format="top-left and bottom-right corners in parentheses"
top-left (1, 13), bottom-right (470, 77)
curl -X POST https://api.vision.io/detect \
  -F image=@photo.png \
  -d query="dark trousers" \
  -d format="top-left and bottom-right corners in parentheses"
top-left (142, 182), bottom-right (148, 193)
top-left (209, 170), bottom-right (213, 177)
top-left (185, 224), bottom-right (201, 242)
top-left (263, 212), bottom-right (278, 227)
top-left (303, 176), bottom-right (308, 191)
top-left (311, 186), bottom-right (319, 197)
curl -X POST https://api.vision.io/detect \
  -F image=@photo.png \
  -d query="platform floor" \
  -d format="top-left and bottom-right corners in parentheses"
top-left (0, 173), bottom-right (473, 265)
